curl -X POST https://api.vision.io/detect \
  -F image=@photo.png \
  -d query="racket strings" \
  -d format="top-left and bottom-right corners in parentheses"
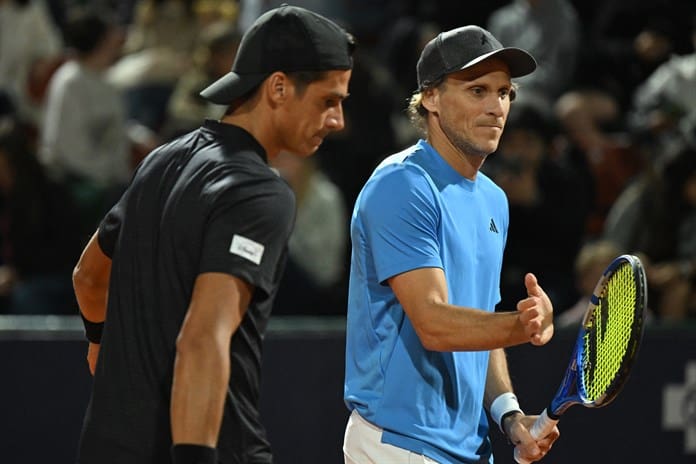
top-left (581, 263), bottom-right (637, 402)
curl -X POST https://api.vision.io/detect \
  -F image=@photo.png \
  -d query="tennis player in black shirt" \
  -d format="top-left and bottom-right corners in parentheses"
top-left (72, 6), bottom-right (354, 464)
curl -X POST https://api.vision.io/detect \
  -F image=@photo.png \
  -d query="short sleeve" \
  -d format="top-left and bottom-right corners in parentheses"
top-left (97, 194), bottom-right (127, 258)
top-left (96, 156), bottom-right (152, 258)
top-left (199, 179), bottom-right (296, 297)
top-left (358, 166), bottom-right (443, 283)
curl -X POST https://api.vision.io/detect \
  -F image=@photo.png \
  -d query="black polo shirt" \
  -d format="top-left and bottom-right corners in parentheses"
top-left (78, 121), bottom-right (295, 464)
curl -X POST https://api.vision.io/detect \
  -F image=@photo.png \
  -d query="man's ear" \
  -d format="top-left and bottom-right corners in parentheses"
top-left (421, 87), bottom-right (439, 114)
top-left (266, 72), bottom-right (290, 103)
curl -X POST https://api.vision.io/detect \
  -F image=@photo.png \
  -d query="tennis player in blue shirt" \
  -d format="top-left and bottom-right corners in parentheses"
top-left (343, 26), bottom-right (559, 464)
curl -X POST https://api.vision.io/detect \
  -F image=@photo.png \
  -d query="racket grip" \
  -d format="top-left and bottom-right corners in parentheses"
top-left (513, 408), bottom-right (559, 464)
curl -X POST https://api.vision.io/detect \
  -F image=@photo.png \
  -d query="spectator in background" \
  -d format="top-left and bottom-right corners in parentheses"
top-left (108, 0), bottom-right (201, 131)
top-left (487, 0), bottom-right (580, 109)
top-left (557, 239), bottom-right (656, 328)
top-left (552, 97), bottom-right (645, 238)
top-left (39, 9), bottom-right (134, 242)
top-left (603, 147), bottom-right (696, 322)
top-left (163, 20), bottom-right (241, 139)
top-left (557, 240), bottom-right (617, 327)
top-left (376, 17), bottom-right (439, 147)
top-left (554, 239), bottom-right (655, 328)
top-left (555, 0), bottom-right (689, 157)
top-left (193, 0), bottom-right (239, 26)
top-left (0, 118), bottom-right (81, 314)
top-left (0, 0), bottom-right (63, 128)
top-left (551, 3), bottom-right (693, 238)
top-left (627, 11), bottom-right (696, 168)
top-left (599, 13), bottom-right (696, 322)
top-left (484, 103), bottom-right (589, 313)
top-left (270, 152), bottom-right (348, 315)
top-left (122, 0), bottom-right (198, 54)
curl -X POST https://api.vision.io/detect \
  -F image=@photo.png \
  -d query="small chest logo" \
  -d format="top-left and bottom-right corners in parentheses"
top-left (489, 218), bottom-right (499, 234)
top-left (230, 234), bottom-right (265, 265)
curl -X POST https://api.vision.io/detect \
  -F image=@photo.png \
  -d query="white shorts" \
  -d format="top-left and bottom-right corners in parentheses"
top-left (343, 410), bottom-right (440, 464)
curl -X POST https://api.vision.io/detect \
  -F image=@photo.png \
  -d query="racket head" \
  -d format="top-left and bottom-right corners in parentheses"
top-left (548, 254), bottom-right (647, 417)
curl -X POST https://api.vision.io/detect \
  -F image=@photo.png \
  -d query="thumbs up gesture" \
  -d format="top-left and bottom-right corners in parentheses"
top-left (517, 273), bottom-right (554, 346)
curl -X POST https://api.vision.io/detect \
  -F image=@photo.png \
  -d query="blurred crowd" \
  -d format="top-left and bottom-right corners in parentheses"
top-left (0, 0), bottom-right (695, 325)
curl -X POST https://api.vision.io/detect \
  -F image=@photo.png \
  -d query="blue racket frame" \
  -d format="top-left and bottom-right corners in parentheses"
top-left (547, 254), bottom-right (647, 419)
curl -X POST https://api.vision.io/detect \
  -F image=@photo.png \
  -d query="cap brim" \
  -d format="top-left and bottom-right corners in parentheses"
top-left (200, 71), bottom-right (269, 105)
top-left (460, 47), bottom-right (537, 78)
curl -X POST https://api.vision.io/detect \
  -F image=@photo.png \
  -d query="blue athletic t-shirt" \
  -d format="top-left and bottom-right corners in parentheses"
top-left (344, 139), bottom-right (509, 464)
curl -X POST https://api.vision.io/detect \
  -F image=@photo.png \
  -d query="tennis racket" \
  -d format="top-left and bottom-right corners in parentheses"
top-left (514, 254), bottom-right (647, 464)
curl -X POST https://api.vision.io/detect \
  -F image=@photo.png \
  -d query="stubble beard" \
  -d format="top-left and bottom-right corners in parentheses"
top-left (440, 118), bottom-right (494, 160)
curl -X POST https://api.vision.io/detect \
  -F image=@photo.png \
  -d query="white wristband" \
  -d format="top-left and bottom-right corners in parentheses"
top-left (490, 392), bottom-right (523, 432)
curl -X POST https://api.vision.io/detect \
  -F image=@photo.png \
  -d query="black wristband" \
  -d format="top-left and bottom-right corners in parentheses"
top-left (171, 444), bottom-right (217, 464)
top-left (79, 313), bottom-right (104, 344)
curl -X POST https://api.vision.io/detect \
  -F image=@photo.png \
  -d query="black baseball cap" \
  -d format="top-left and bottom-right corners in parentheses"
top-left (200, 4), bottom-right (354, 104)
top-left (417, 25), bottom-right (536, 90)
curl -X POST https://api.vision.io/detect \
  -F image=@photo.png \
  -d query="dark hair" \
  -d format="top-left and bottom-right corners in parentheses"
top-left (63, 9), bottom-right (112, 55)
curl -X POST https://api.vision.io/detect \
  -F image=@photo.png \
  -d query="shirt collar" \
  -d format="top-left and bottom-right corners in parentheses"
top-left (201, 119), bottom-right (268, 163)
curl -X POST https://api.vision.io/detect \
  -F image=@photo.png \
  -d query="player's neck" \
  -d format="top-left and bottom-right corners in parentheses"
top-left (426, 124), bottom-right (485, 181)
top-left (220, 107), bottom-right (281, 160)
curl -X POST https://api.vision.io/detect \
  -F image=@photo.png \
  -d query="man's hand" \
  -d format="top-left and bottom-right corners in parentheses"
top-left (516, 273), bottom-right (554, 345)
top-left (504, 412), bottom-right (560, 462)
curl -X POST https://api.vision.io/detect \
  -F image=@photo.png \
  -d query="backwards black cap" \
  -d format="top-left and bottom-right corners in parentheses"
top-left (200, 4), bottom-right (354, 104)
top-left (417, 25), bottom-right (536, 90)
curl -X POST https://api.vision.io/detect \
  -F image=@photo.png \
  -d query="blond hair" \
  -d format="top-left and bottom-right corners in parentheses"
top-left (406, 91), bottom-right (431, 136)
